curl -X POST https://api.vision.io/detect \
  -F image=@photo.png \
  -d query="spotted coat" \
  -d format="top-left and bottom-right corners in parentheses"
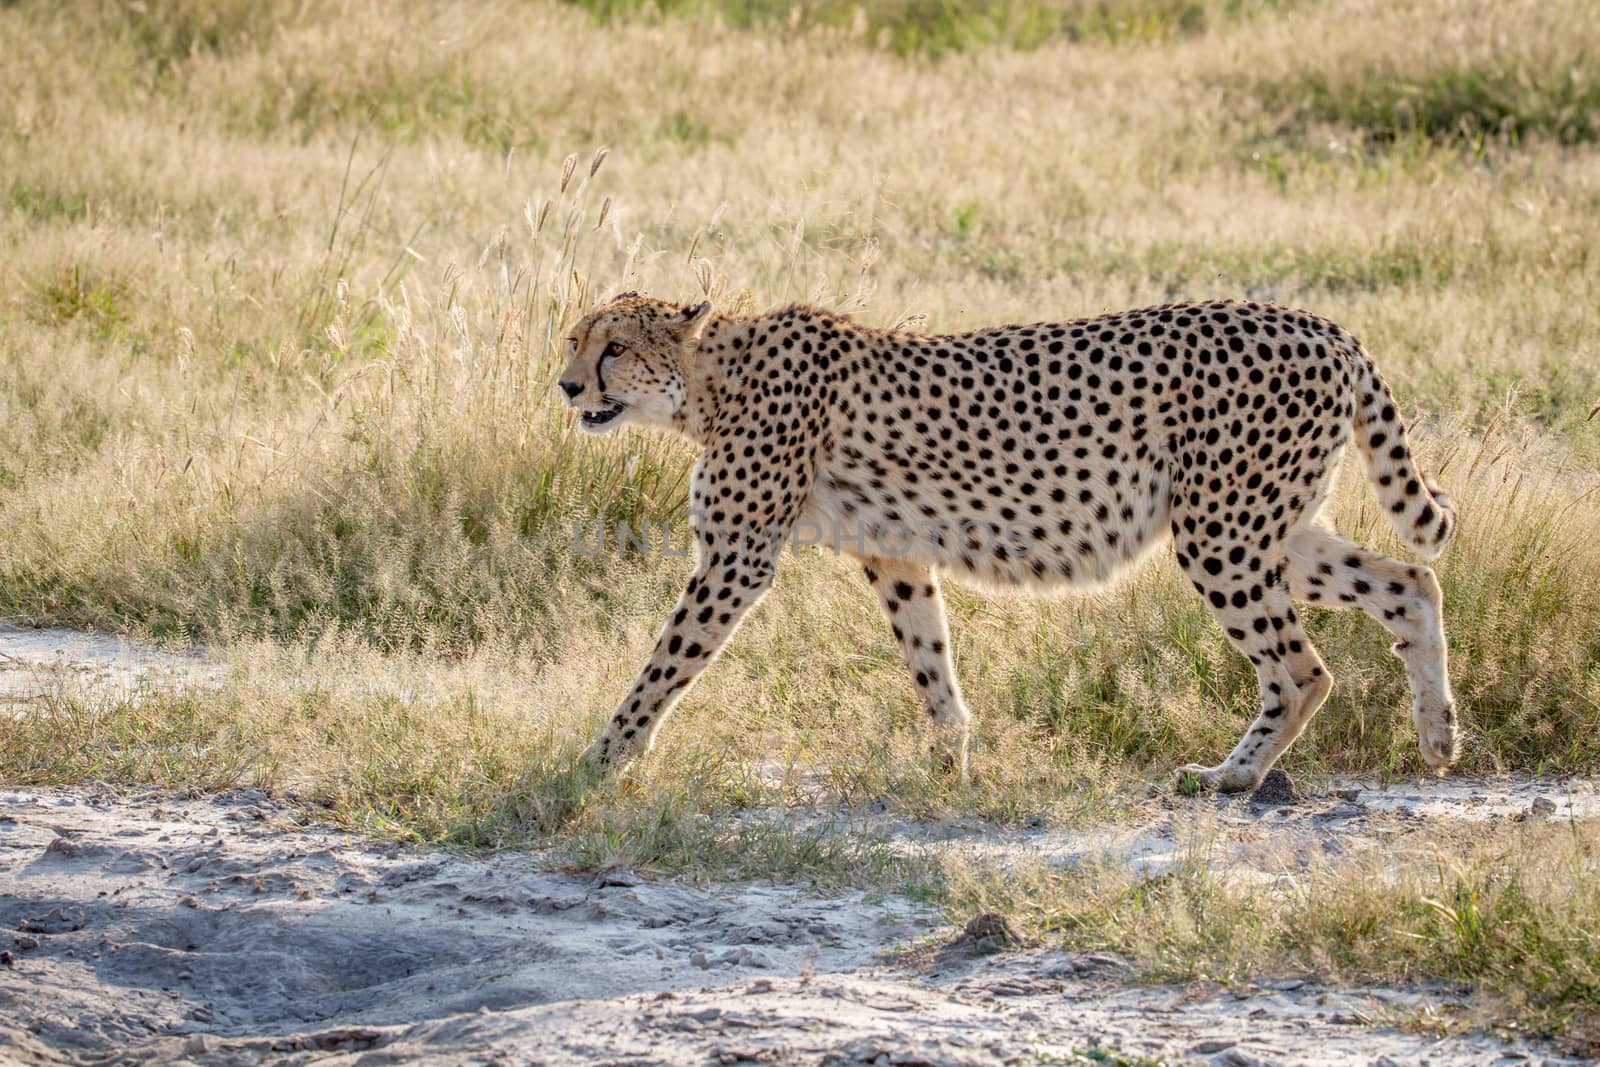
top-left (557, 294), bottom-right (1457, 791)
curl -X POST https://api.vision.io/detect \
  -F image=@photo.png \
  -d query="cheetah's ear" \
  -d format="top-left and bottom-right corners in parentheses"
top-left (668, 300), bottom-right (713, 342)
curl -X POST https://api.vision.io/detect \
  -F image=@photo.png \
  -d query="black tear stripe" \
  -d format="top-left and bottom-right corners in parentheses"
top-left (594, 337), bottom-right (611, 396)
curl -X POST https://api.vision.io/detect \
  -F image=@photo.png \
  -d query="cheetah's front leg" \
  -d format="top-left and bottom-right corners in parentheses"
top-left (861, 558), bottom-right (972, 781)
top-left (583, 544), bottom-right (780, 775)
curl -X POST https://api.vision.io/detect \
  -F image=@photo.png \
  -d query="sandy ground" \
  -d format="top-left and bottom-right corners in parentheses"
top-left (3, 626), bottom-right (1596, 1066)
top-left (0, 625), bottom-right (221, 713)
top-left (4, 783), bottom-right (1595, 1067)
top-left (870, 774), bottom-right (1600, 883)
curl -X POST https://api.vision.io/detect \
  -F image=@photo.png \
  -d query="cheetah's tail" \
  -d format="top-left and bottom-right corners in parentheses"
top-left (1350, 350), bottom-right (1456, 560)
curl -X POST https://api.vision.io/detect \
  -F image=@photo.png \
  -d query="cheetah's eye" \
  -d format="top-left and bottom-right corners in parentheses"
top-left (602, 341), bottom-right (625, 363)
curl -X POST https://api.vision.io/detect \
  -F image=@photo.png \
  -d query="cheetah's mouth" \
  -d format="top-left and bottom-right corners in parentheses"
top-left (578, 402), bottom-right (626, 430)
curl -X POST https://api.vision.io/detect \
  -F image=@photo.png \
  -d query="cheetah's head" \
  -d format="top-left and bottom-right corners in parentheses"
top-left (557, 293), bottom-right (713, 434)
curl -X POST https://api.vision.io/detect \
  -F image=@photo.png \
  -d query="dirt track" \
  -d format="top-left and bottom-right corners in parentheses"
top-left (3, 785), bottom-right (1594, 1067)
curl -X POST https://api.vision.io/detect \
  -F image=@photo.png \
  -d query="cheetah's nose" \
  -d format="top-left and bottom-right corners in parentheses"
top-left (558, 380), bottom-right (583, 401)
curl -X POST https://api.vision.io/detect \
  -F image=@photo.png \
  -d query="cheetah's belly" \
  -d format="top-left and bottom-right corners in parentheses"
top-left (801, 465), bottom-right (1173, 594)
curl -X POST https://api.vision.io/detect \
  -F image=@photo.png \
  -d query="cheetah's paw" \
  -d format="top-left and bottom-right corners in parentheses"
top-left (580, 739), bottom-right (615, 775)
top-left (1174, 763), bottom-right (1262, 795)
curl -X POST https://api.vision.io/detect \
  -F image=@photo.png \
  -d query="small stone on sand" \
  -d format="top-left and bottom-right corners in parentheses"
top-left (1250, 769), bottom-right (1300, 806)
top-left (952, 912), bottom-right (1023, 954)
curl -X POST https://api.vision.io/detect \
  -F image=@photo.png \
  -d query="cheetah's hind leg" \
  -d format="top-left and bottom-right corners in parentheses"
top-left (1173, 533), bottom-right (1334, 793)
top-left (1285, 525), bottom-right (1457, 771)
top-left (1173, 601), bottom-right (1333, 795)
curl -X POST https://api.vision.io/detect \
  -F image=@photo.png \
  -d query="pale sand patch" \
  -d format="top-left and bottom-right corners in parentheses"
top-left (0, 625), bottom-right (222, 713)
top-left (3, 786), bottom-right (1590, 1067)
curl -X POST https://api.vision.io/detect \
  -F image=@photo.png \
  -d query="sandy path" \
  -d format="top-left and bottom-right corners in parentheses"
top-left (0, 625), bottom-right (221, 713)
top-left (3, 786), bottom-right (1591, 1067)
top-left (864, 774), bottom-right (1600, 885)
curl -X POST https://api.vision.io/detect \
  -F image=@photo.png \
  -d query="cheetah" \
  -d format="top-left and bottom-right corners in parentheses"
top-left (557, 293), bottom-right (1457, 792)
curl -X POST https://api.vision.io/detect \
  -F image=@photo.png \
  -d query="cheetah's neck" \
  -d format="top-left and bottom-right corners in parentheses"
top-left (672, 313), bottom-right (754, 447)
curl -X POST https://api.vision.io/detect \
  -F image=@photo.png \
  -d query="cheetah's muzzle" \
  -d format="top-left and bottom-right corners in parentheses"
top-left (579, 403), bottom-right (625, 429)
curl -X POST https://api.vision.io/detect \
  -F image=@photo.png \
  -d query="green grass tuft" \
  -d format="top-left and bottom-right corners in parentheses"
top-left (1271, 64), bottom-right (1600, 147)
top-left (564, 0), bottom-right (1289, 56)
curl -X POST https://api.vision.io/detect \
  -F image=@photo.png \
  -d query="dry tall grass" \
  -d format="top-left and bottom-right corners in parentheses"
top-left (3, 0), bottom-right (1596, 784)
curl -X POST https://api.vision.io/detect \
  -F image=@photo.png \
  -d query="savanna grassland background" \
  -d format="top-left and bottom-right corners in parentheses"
top-left (2, 0), bottom-right (1600, 1038)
